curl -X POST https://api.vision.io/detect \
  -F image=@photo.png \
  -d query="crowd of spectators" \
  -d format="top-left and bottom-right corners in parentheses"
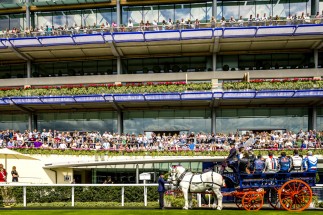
top-left (1, 11), bottom-right (322, 38)
top-left (0, 128), bottom-right (322, 152)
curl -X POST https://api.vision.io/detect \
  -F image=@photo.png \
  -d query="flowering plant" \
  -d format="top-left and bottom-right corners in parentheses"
top-left (0, 82), bottom-right (212, 98)
top-left (223, 78), bottom-right (323, 90)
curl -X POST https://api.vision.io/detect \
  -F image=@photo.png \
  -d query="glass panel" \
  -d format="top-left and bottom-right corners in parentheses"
top-left (191, 3), bottom-right (207, 22)
top-left (216, 108), bottom-right (308, 133)
top-left (159, 5), bottom-right (174, 23)
top-left (36, 12), bottom-right (53, 28)
top-left (290, 0), bottom-right (311, 17)
top-left (0, 114), bottom-right (28, 131)
top-left (124, 110), bottom-right (211, 134)
top-left (175, 4), bottom-right (191, 23)
top-left (143, 6), bottom-right (158, 23)
top-left (38, 111), bottom-right (117, 133)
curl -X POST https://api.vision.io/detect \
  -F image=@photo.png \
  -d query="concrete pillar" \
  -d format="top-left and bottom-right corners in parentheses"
top-left (212, 0), bottom-right (217, 20)
top-left (314, 49), bottom-right (318, 68)
top-left (117, 110), bottom-right (123, 134)
top-left (116, 0), bottom-right (121, 26)
top-left (27, 60), bottom-right (31, 78)
top-left (28, 113), bottom-right (32, 131)
top-left (33, 114), bottom-right (38, 130)
top-left (212, 53), bottom-right (217, 72)
top-left (308, 107), bottom-right (317, 131)
top-left (211, 108), bottom-right (216, 134)
top-left (117, 57), bottom-right (121, 74)
top-left (311, 0), bottom-right (319, 16)
top-left (26, 0), bottom-right (30, 29)
top-left (136, 164), bottom-right (139, 184)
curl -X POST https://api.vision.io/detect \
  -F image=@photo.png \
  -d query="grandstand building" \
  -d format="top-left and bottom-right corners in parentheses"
top-left (0, 0), bottom-right (322, 184)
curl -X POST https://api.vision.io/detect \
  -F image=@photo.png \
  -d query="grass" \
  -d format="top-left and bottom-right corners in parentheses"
top-left (0, 209), bottom-right (321, 215)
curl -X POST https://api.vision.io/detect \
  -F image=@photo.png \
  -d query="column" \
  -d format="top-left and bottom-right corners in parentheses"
top-left (26, 0), bottom-right (30, 29)
top-left (311, 0), bottom-right (319, 16)
top-left (28, 113), bottom-right (32, 131)
top-left (33, 114), bottom-right (38, 130)
top-left (314, 49), bottom-right (318, 68)
top-left (117, 57), bottom-right (121, 74)
top-left (211, 108), bottom-right (216, 134)
top-left (136, 164), bottom-right (139, 184)
top-left (212, 0), bottom-right (217, 20)
top-left (27, 60), bottom-right (31, 78)
top-left (212, 53), bottom-right (217, 72)
top-left (308, 107), bottom-right (317, 131)
top-left (116, 0), bottom-right (121, 27)
top-left (117, 110), bottom-right (123, 134)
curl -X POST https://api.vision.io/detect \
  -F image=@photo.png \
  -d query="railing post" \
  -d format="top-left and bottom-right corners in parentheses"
top-left (121, 186), bottom-right (124, 207)
top-left (23, 186), bottom-right (27, 207)
top-left (71, 186), bottom-right (75, 207)
top-left (197, 193), bottom-right (201, 207)
top-left (144, 185), bottom-right (147, 207)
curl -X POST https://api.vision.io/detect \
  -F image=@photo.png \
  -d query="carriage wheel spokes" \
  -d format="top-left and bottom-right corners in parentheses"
top-left (278, 179), bottom-right (312, 212)
top-left (234, 195), bottom-right (243, 209)
top-left (268, 188), bottom-right (282, 210)
top-left (242, 191), bottom-right (264, 211)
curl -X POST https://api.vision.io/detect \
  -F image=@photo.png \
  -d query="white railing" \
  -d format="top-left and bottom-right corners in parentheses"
top-left (0, 183), bottom-right (158, 207)
top-left (1, 183), bottom-right (322, 208)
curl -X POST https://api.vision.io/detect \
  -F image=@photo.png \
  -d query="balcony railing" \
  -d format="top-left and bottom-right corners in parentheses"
top-left (0, 19), bottom-right (322, 48)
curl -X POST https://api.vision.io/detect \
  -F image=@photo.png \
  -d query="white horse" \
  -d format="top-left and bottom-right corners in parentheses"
top-left (169, 165), bottom-right (225, 210)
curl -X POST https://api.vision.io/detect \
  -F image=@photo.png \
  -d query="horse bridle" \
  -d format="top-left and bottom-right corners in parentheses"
top-left (170, 167), bottom-right (187, 185)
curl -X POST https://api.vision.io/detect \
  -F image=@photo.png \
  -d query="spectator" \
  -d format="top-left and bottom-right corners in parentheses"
top-left (157, 173), bottom-right (166, 209)
top-left (0, 163), bottom-right (7, 182)
top-left (11, 166), bottom-right (19, 182)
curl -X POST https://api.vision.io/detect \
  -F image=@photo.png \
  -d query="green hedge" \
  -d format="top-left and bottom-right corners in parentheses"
top-left (12, 148), bottom-right (323, 157)
top-left (0, 82), bottom-right (212, 97)
top-left (1, 186), bottom-right (158, 207)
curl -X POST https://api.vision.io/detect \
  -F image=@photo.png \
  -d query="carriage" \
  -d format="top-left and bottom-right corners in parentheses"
top-left (169, 163), bottom-right (316, 212)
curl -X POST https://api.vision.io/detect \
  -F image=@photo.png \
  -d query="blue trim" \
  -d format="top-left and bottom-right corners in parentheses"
top-left (181, 28), bottom-right (213, 40)
top-left (144, 93), bottom-right (181, 101)
top-left (255, 90), bottom-right (295, 98)
top-left (223, 27), bottom-right (257, 38)
top-left (38, 35), bottom-right (75, 46)
top-left (293, 24), bottom-right (323, 36)
top-left (73, 33), bottom-right (105, 45)
top-left (144, 30), bottom-right (181, 42)
top-left (113, 31), bottom-right (145, 43)
top-left (223, 91), bottom-right (257, 99)
top-left (8, 37), bottom-right (42, 47)
top-left (113, 94), bottom-right (145, 102)
top-left (181, 92), bottom-right (213, 100)
top-left (1, 89), bottom-right (323, 104)
top-left (10, 96), bottom-right (43, 104)
top-left (40, 96), bottom-right (76, 104)
top-left (74, 94), bottom-right (105, 103)
top-left (255, 26), bottom-right (296, 37)
top-left (293, 89), bottom-right (323, 98)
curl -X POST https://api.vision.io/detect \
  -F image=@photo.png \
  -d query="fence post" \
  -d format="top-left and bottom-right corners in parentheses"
top-left (143, 180), bottom-right (147, 207)
top-left (197, 193), bottom-right (201, 207)
top-left (121, 186), bottom-right (124, 207)
top-left (23, 186), bottom-right (27, 207)
top-left (71, 186), bottom-right (75, 207)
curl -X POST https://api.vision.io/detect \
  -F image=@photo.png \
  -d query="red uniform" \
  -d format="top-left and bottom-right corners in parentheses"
top-left (0, 169), bottom-right (7, 182)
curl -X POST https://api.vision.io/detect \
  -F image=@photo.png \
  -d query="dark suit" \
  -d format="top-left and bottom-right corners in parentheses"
top-left (158, 176), bottom-right (166, 209)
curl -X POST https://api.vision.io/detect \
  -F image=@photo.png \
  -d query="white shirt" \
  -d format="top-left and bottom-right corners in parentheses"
top-left (265, 157), bottom-right (278, 172)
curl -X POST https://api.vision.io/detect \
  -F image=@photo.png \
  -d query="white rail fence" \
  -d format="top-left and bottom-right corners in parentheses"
top-left (0, 183), bottom-right (322, 208)
top-left (0, 183), bottom-right (159, 207)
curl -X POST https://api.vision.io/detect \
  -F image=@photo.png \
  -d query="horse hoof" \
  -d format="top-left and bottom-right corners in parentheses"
top-left (217, 206), bottom-right (222, 210)
top-left (183, 207), bottom-right (188, 210)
